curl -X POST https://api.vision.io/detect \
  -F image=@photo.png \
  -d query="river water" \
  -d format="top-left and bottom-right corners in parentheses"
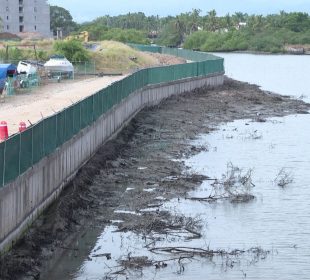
top-left (44, 54), bottom-right (310, 279)
top-left (217, 52), bottom-right (310, 102)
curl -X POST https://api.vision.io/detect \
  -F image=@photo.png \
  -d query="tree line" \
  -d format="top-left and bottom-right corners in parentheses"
top-left (50, 6), bottom-right (310, 53)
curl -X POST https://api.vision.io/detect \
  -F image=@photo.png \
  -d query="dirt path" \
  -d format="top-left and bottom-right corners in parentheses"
top-left (0, 78), bottom-right (309, 279)
top-left (0, 75), bottom-right (125, 136)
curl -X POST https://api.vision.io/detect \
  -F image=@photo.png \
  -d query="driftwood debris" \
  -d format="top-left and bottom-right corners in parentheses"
top-left (187, 163), bottom-right (255, 203)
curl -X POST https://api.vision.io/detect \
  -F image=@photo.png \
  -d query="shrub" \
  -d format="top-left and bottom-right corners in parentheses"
top-left (53, 40), bottom-right (90, 62)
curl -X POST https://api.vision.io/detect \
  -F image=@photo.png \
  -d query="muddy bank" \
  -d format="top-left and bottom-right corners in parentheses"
top-left (0, 77), bottom-right (309, 279)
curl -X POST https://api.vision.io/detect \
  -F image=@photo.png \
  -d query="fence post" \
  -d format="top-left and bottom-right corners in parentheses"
top-left (31, 127), bottom-right (34, 165)
top-left (55, 113), bottom-right (58, 148)
top-left (2, 141), bottom-right (5, 187)
top-left (19, 132), bottom-right (21, 175)
top-left (80, 101), bottom-right (82, 130)
top-left (42, 119), bottom-right (45, 156)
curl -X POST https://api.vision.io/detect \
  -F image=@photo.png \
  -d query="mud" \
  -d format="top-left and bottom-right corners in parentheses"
top-left (0, 77), bottom-right (309, 279)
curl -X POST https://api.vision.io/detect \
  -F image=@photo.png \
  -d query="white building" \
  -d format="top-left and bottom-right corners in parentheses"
top-left (0, 0), bottom-right (50, 37)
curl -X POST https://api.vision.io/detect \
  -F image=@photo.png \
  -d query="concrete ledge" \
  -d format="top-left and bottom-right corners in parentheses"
top-left (0, 73), bottom-right (224, 253)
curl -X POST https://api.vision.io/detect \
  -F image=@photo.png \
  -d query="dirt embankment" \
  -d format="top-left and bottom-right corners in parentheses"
top-left (146, 52), bottom-right (186, 65)
top-left (0, 78), bottom-right (309, 279)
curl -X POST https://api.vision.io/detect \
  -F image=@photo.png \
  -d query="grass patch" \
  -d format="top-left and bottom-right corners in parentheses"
top-left (90, 41), bottom-right (158, 73)
top-left (1, 39), bottom-right (162, 74)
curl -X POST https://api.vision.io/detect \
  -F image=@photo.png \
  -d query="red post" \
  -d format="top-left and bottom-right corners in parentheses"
top-left (19, 121), bottom-right (27, 133)
top-left (0, 121), bottom-right (8, 141)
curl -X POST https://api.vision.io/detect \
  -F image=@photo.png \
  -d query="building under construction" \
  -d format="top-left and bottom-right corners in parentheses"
top-left (0, 0), bottom-right (51, 38)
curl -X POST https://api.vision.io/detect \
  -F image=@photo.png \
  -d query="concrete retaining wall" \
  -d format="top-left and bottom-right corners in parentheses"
top-left (0, 73), bottom-right (224, 253)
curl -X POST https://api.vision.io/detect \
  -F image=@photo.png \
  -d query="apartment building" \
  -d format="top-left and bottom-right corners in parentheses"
top-left (0, 0), bottom-right (51, 37)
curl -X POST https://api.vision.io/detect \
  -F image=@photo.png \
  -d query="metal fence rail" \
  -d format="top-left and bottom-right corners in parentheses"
top-left (0, 46), bottom-right (224, 187)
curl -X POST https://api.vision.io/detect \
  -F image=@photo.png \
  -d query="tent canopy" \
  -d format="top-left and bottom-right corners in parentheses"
top-left (0, 64), bottom-right (17, 79)
top-left (0, 64), bottom-right (17, 90)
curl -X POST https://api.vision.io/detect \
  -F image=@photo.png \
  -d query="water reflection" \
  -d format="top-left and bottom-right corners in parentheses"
top-left (48, 115), bottom-right (310, 280)
top-left (215, 52), bottom-right (310, 102)
top-left (179, 115), bottom-right (310, 279)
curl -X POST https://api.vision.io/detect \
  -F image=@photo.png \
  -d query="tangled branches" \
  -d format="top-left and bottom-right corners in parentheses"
top-left (188, 162), bottom-right (255, 203)
top-left (274, 168), bottom-right (294, 188)
top-left (116, 211), bottom-right (202, 240)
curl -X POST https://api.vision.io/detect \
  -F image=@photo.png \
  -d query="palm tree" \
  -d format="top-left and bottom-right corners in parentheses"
top-left (231, 12), bottom-right (248, 28)
top-left (223, 13), bottom-right (232, 29)
top-left (206, 9), bottom-right (218, 32)
top-left (189, 9), bottom-right (201, 33)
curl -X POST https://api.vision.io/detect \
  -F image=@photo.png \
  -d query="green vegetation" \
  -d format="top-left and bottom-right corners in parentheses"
top-left (0, 40), bottom-right (90, 63)
top-left (3, 4), bottom-right (310, 60)
top-left (0, 39), bottom-right (165, 74)
top-left (0, 44), bottom-right (50, 62)
top-left (50, 6), bottom-right (77, 36)
top-left (183, 30), bottom-right (282, 52)
top-left (50, 8), bottom-right (150, 44)
top-left (86, 28), bottom-right (149, 44)
top-left (100, 28), bottom-right (148, 44)
top-left (49, 4), bottom-right (310, 53)
top-left (157, 21), bottom-right (183, 47)
top-left (80, 12), bottom-right (160, 32)
top-left (53, 40), bottom-right (90, 61)
top-left (77, 10), bottom-right (310, 53)
top-left (90, 41), bottom-right (158, 73)
top-left (183, 12), bottom-right (310, 53)
top-left (0, 40), bottom-right (90, 62)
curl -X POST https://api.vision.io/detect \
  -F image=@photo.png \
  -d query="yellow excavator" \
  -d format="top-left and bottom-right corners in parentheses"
top-left (65, 31), bottom-right (89, 43)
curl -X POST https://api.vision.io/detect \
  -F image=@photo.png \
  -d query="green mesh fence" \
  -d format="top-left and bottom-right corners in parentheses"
top-left (20, 129), bottom-right (33, 174)
top-left (56, 111), bottom-right (66, 147)
top-left (72, 61), bottom-right (97, 76)
top-left (85, 96), bottom-right (94, 125)
top-left (32, 122), bottom-right (44, 165)
top-left (44, 116), bottom-right (57, 155)
top-left (94, 91), bottom-right (103, 121)
top-left (73, 102), bottom-right (82, 134)
top-left (4, 135), bottom-right (20, 184)
top-left (127, 43), bottom-right (162, 53)
top-left (0, 46), bottom-right (224, 187)
top-left (65, 106), bottom-right (74, 142)
top-left (102, 88), bottom-right (110, 114)
top-left (0, 142), bottom-right (4, 186)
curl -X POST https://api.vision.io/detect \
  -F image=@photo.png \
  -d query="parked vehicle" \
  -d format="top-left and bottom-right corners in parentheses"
top-left (17, 61), bottom-right (37, 75)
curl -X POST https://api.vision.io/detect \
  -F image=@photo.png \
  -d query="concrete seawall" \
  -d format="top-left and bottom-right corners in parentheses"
top-left (0, 73), bottom-right (224, 253)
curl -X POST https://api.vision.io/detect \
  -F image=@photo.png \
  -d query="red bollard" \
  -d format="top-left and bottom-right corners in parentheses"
top-left (19, 121), bottom-right (27, 133)
top-left (0, 121), bottom-right (9, 141)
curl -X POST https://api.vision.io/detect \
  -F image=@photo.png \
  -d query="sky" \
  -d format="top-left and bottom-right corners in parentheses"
top-left (47, 0), bottom-right (310, 23)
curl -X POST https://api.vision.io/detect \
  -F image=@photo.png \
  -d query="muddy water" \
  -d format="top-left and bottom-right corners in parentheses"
top-left (43, 54), bottom-right (310, 279)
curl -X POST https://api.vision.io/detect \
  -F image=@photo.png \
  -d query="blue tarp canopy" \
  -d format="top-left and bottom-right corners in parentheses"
top-left (0, 64), bottom-right (17, 79)
top-left (0, 64), bottom-right (17, 89)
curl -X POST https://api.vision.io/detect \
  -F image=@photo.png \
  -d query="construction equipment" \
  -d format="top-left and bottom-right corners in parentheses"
top-left (65, 31), bottom-right (89, 43)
